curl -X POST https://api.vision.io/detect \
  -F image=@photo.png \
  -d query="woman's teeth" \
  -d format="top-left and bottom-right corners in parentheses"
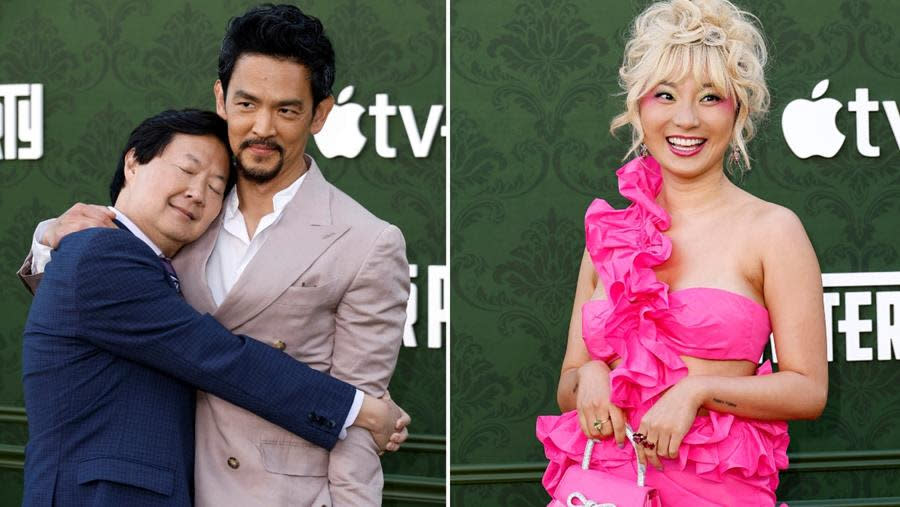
top-left (667, 137), bottom-right (705, 147)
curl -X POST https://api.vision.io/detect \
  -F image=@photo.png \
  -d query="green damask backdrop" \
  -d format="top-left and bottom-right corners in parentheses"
top-left (0, 0), bottom-right (445, 505)
top-left (451, 0), bottom-right (900, 504)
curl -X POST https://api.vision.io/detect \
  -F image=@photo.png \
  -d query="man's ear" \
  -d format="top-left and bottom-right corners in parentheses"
top-left (310, 95), bottom-right (335, 135)
top-left (123, 148), bottom-right (139, 183)
top-left (214, 80), bottom-right (227, 120)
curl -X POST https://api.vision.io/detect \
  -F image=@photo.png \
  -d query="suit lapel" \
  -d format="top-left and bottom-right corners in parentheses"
top-left (213, 164), bottom-right (349, 330)
top-left (173, 211), bottom-right (222, 315)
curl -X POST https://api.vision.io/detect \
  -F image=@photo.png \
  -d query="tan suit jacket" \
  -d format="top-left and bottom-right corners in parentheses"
top-left (172, 162), bottom-right (409, 506)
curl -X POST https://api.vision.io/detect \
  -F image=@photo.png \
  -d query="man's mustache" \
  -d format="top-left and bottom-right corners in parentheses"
top-left (239, 138), bottom-right (284, 154)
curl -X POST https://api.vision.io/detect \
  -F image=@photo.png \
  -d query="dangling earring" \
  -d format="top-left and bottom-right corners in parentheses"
top-left (730, 147), bottom-right (741, 164)
top-left (638, 143), bottom-right (648, 157)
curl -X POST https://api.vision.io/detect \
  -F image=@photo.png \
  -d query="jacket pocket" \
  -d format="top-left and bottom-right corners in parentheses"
top-left (272, 281), bottom-right (337, 308)
top-left (76, 457), bottom-right (174, 496)
top-left (258, 439), bottom-right (329, 477)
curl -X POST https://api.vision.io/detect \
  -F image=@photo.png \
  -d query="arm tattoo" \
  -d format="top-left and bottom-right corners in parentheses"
top-left (713, 398), bottom-right (737, 408)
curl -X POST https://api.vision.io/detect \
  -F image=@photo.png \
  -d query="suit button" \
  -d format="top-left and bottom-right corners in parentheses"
top-left (227, 457), bottom-right (240, 469)
top-left (273, 340), bottom-right (286, 351)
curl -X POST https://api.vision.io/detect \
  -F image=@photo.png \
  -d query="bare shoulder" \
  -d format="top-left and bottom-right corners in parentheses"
top-left (729, 188), bottom-right (807, 244)
top-left (723, 189), bottom-right (815, 281)
top-left (735, 195), bottom-right (820, 288)
top-left (751, 199), bottom-right (808, 245)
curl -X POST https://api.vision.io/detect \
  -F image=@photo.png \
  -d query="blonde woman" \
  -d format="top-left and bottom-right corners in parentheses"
top-left (537, 0), bottom-right (827, 505)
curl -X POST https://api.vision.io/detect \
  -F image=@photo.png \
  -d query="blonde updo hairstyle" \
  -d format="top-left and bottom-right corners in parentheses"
top-left (610, 0), bottom-right (769, 172)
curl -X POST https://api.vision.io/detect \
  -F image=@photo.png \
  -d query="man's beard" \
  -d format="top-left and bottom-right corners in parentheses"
top-left (237, 139), bottom-right (285, 183)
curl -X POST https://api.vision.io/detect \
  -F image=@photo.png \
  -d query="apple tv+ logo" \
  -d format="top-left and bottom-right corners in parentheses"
top-left (782, 79), bottom-right (900, 159)
top-left (314, 85), bottom-right (446, 159)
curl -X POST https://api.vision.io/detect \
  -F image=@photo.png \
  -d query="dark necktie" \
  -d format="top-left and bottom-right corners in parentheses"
top-left (159, 256), bottom-right (182, 295)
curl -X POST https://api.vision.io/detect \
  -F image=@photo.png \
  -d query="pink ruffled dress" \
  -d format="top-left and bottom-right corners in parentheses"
top-left (536, 156), bottom-right (789, 506)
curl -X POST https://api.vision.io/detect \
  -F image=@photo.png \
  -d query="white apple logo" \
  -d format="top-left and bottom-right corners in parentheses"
top-left (314, 85), bottom-right (367, 158)
top-left (782, 79), bottom-right (845, 159)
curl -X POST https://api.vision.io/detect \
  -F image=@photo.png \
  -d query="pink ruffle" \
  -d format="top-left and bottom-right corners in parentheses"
top-left (584, 157), bottom-right (685, 412)
top-left (537, 156), bottom-right (789, 500)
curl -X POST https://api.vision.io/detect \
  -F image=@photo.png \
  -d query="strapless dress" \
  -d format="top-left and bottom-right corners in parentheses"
top-left (536, 156), bottom-right (789, 506)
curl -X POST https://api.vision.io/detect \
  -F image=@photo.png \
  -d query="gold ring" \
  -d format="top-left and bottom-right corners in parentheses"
top-left (592, 418), bottom-right (610, 430)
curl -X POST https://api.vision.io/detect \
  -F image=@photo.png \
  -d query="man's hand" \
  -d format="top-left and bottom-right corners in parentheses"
top-left (382, 391), bottom-right (410, 453)
top-left (354, 394), bottom-right (411, 453)
top-left (41, 203), bottom-right (116, 248)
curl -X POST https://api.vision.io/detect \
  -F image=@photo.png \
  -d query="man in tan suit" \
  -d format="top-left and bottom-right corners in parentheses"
top-left (25, 4), bottom-right (410, 506)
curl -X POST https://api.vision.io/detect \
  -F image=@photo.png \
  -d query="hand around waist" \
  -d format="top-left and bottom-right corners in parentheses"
top-left (355, 392), bottom-right (412, 454)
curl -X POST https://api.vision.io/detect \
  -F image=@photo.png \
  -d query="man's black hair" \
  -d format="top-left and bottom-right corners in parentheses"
top-left (217, 4), bottom-right (335, 106)
top-left (109, 109), bottom-right (233, 205)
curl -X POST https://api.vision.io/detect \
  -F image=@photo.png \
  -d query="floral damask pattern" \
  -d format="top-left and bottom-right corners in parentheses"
top-left (50, 104), bottom-right (134, 202)
top-left (493, 209), bottom-right (583, 323)
top-left (328, 0), bottom-right (437, 88)
top-left (0, 10), bottom-right (98, 116)
top-left (112, 3), bottom-right (221, 109)
top-left (69, 0), bottom-right (152, 46)
top-left (486, 1), bottom-right (609, 96)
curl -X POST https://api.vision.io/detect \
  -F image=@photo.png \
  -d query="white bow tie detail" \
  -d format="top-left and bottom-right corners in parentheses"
top-left (566, 491), bottom-right (616, 507)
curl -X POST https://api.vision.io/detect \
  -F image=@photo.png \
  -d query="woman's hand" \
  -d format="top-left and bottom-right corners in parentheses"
top-left (634, 376), bottom-right (706, 470)
top-left (576, 360), bottom-right (627, 447)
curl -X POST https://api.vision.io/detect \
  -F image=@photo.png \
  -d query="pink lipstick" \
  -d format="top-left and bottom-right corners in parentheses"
top-left (667, 136), bottom-right (706, 157)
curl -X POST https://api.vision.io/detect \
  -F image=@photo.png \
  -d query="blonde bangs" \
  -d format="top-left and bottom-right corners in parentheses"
top-left (644, 44), bottom-right (732, 98)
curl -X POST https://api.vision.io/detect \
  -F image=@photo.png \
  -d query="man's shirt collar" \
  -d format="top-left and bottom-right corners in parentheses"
top-left (223, 154), bottom-right (315, 222)
top-left (109, 206), bottom-right (163, 257)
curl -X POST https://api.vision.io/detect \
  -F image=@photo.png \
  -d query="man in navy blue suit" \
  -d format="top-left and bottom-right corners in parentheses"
top-left (21, 109), bottom-right (405, 506)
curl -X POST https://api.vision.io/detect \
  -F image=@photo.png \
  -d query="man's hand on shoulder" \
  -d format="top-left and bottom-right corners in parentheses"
top-left (42, 203), bottom-right (116, 249)
top-left (354, 393), bottom-right (411, 453)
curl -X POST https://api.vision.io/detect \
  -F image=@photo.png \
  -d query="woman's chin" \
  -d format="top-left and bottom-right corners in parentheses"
top-left (653, 152), bottom-right (724, 179)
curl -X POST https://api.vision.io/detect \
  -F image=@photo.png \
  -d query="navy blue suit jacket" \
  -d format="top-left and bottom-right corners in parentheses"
top-left (22, 225), bottom-right (356, 506)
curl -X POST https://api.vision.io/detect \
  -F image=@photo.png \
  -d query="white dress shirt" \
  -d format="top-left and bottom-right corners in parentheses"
top-left (29, 161), bottom-right (363, 435)
top-left (206, 171), bottom-right (306, 306)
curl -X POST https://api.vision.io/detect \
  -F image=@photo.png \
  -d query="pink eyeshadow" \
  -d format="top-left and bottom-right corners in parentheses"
top-left (717, 96), bottom-right (736, 111)
top-left (640, 93), bottom-right (658, 106)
